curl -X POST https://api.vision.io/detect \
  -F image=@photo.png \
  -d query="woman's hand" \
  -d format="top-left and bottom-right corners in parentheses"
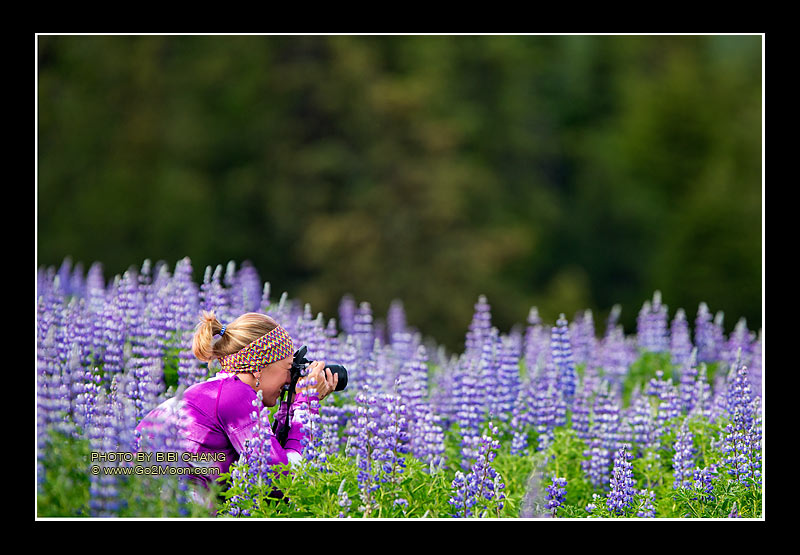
top-left (298, 360), bottom-right (338, 402)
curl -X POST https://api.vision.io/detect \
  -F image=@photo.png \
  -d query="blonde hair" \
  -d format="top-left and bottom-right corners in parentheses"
top-left (192, 310), bottom-right (279, 364)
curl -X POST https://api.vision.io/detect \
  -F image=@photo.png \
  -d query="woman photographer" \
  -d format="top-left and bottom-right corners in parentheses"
top-left (135, 310), bottom-right (338, 506)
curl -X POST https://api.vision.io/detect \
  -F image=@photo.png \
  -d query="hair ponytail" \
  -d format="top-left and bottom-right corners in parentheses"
top-left (192, 310), bottom-right (224, 362)
top-left (191, 310), bottom-right (280, 364)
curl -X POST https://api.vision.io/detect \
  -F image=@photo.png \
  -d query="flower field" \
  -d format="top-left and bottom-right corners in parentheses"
top-left (36, 257), bottom-right (763, 518)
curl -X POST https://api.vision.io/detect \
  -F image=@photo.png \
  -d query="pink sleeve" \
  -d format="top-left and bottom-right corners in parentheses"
top-left (217, 380), bottom-right (318, 465)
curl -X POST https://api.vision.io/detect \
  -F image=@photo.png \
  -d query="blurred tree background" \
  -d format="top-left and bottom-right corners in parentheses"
top-left (36, 34), bottom-right (762, 352)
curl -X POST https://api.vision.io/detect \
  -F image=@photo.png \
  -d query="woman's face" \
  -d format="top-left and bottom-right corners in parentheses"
top-left (257, 355), bottom-right (294, 407)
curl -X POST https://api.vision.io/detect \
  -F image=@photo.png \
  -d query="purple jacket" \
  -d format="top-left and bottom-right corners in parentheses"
top-left (135, 373), bottom-right (315, 488)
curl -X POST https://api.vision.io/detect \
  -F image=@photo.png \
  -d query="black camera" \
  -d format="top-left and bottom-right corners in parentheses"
top-left (289, 345), bottom-right (348, 393)
top-left (274, 345), bottom-right (348, 446)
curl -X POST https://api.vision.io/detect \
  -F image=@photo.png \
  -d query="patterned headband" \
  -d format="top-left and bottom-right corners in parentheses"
top-left (218, 325), bottom-right (295, 372)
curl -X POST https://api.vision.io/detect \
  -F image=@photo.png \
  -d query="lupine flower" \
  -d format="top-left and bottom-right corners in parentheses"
top-left (672, 422), bottom-right (696, 489)
top-left (695, 302), bottom-right (718, 363)
top-left (552, 314), bottom-right (578, 402)
top-left (597, 324), bottom-right (635, 390)
top-left (607, 444), bottom-right (636, 516)
top-left (691, 465), bottom-right (718, 503)
top-left (495, 336), bottom-right (522, 423)
top-left (465, 295), bottom-right (493, 359)
top-left (544, 477), bottom-right (568, 517)
top-left (581, 380), bottom-right (620, 488)
top-left (449, 425), bottom-right (505, 517)
top-left (571, 385), bottom-right (593, 441)
top-left (354, 302), bottom-right (375, 358)
top-left (626, 394), bottom-right (657, 457)
top-left (719, 360), bottom-right (759, 484)
top-left (570, 309), bottom-right (597, 366)
top-left (637, 292), bottom-right (669, 353)
top-left (509, 388), bottom-right (530, 456)
top-left (523, 307), bottom-right (549, 377)
top-left (337, 294), bottom-right (356, 336)
top-left (668, 309), bottom-right (691, 368)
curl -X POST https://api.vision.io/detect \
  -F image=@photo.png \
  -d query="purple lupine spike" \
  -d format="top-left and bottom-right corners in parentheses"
top-left (344, 391), bottom-right (381, 515)
top-left (495, 336), bottom-right (522, 424)
top-left (318, 403), bottom-right (346, 461)
top-left (509, 389), bottom-right (530, 456)
top-left (691, 464), bottom-right (718, 503)
top-left (237, 261), bottom-right (262, 314)
top-left (597, 324), bottom-right (633, 391)
top-left (533, 384), bottom-right (562, 451)
top-left (695, 302), bottom-right (717, 363)
top-left (465, 295), bottom-right (492, 358)
top-left (670, 308), bottom-right (693, 367)
top-left (582, 436), bottom-right (611, 491)
top-left (637, 292), bottom-right (669, 353)
top-left (607, 444), bottom-right (636, 516)
top-left (677, 348), bottom-right (699, 414)
top-left (387, 299), bottom-right (408, 342)
top-left (400, 344), bottom-right (429, 416)
top-left (70, 260), bottom-right (86, 299)
top-left (412, 405), bottom-right (446, 469)
top-left (85, 260), bottom-right (106, 309)
top-left (449, 424), bottom-right (505, 517)
top-left (524, 307), bottom-right (549, 378)
top-left (57, 257), bottom-right (73, 297)
top-left (654, 380), bottom-right (681, 444)
top-left (672, 421), bottom-right (696, 489)
top-left (723, 317), bottom-right (753, 370)
top-left (545, 476), bottom-right (568, 517)
top-left (200, 265), bottom-right (228, 319)
top-left (88, 391), bottom-right (122, 517)
top-left (571, 384), bottom-right (593, 441)
top-left (338, 294), bottom-right (357, 336)
top-left (311, 312), bottom-right (329, 363)
top-left (592, 379), bottom-right (621, 454)
top-left (581, 380), bottom-right (619, 489)
top-left (571, 309), bottom-right (597, 366)
top-left (476, 327), bottom-right (500, 417)
top-left (626, 394), bottom-right (657, 457)
top-left (689, 363), bottom-right (713, 420)
top-left (354, 302), bottom-right (375, 358)
top-left (371, 389), bottom-right (410, 486)
top-left (100, 279), bottom-right (125, 383)
top-left (325, 317), bottom-right (340, 363)
top-left (720, 359), bottom-right (759, 485)
top-left (169, 258), bottom-right (204, 386)
top-left (747, 396), bottom-right (762, 486)
top-left (138, 259), bottom-right (153, 302)
top-left (552, 314), bottom-right (577, 402)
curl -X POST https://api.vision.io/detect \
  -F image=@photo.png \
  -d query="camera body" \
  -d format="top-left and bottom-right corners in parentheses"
top-left (288, 345), bottom-right (348, 393)
top-left (274, 345), bottom-right (348, 446)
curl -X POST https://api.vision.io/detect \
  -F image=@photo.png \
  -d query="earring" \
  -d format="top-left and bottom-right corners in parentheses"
top-left (255, 372), bottom-right (260, 388)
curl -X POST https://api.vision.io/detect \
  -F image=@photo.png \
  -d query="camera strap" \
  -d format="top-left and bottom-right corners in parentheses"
top-left (274, 374), bottom-right (300, 447)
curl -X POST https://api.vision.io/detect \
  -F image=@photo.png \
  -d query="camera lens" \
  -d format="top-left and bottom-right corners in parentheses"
top-left (326, 364), bottom-right (348, 391)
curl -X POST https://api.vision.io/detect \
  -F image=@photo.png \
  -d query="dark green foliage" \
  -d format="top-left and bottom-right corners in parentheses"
top-left (37, 35), bottom-right (762, 351)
